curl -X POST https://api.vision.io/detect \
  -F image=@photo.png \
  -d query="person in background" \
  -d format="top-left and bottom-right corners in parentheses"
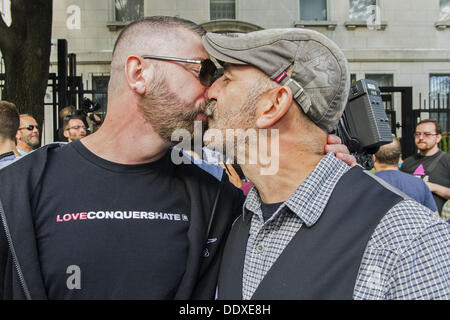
top-left (63, 115), bottom-right (87, 142)
top-left (220, 163), bottom-right (253, 196)
top-left (372, 138), bottom-right (438, 214)
top-left (15, 114), bottom-right (40, 155)
top-left (0, 101), bottom-right (20, 169)
top-left (401, 119), bottom-right (450, 215)
top-left (57, 106), bottom-right (76, 142)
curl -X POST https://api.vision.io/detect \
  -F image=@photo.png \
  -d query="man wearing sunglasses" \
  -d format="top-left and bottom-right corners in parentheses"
top-left (0, 16), bottom-right (353, 300)
top-left (15, 114), bottom-right (40, 155)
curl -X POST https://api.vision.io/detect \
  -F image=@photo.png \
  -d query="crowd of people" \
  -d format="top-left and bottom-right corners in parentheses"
top-left (0, 102), bottom-right (93, 169)
top-left (0, 16), bottom-right (449, 300)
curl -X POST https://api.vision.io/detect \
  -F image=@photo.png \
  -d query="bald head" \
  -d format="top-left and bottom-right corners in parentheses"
top-left (111, 16), bottom-right (205, 71)
top-left (374, 138), bottom-right (401, 166)
top-left (16, 114), bottom-right (40, 152)
top-left (109, 16), bottom-right (205, 97)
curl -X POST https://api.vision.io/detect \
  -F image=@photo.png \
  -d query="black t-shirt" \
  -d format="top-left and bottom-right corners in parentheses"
top-left (261, 202), bottom-right (284, 222)
top-left (33, 140), bottom-right (191, 299)
top-left (401, 150), bottom-right (450, 213)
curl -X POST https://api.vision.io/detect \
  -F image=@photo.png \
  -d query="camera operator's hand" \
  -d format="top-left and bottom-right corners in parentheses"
top-left (88, 113), bottom-right (102, 126)
top-left (326, 134), bottom-right (358, 167)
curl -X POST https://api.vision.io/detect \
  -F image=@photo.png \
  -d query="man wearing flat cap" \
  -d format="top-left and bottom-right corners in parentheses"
top-left (203, 28), bottom-right (450, 300)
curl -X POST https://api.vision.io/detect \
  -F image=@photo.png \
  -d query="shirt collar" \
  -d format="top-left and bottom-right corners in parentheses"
top-left (0, 151), bottom-right (14, 160)
top-left (244, 152), bottom-right (350, 227)
top-left (17, 148), bottom-right (28, 156)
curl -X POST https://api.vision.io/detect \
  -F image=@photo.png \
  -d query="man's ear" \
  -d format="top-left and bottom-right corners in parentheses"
top-left (255, 86), bottom-right (293, 129)
top-left (125, 56), bottom-right (148, 95)
top-left (436, 133), bottom-right (442, 144)
top-left (63, 130), bottom-right (69, 139)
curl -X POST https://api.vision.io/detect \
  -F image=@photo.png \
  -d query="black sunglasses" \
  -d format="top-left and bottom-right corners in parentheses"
top-left (19, 125), bottom-right (39, 131)
top-left (142, 55), bottom-right (218, 87)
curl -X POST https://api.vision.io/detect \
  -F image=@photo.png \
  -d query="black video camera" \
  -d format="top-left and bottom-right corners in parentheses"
top-left (334, 79), bottom-right (393, 169)
top-left (81, 97), bottom-right (101, 114)
top-left (69, 98), bottom-right (103, 126)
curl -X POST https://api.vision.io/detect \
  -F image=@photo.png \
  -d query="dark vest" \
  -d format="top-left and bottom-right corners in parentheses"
top-left (218, 166), bottom-right (404, 300)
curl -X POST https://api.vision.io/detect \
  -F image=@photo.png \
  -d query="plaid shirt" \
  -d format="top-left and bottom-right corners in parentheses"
top-left (242, 153), bottom-right (450, 300)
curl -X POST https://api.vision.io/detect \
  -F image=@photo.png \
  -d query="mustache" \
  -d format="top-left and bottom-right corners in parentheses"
top-left (185, 100), bottom-right (209, 122)
top-left (205, 100), bottom-right (216, 117)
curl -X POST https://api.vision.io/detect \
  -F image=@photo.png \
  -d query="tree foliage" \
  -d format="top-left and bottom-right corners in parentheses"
top-left (0, 0), bottom-right (53, 127)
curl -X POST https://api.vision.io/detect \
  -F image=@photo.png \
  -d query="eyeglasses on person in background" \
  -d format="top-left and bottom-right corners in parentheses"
top-left (19, 125), bottom-right (39, 131)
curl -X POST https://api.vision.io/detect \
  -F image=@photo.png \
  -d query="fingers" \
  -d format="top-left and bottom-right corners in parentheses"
top-left (325, 143), bottom-right (350, 155)
top-left (325, 134), bottom-right (350, 155)
top-left (327, 134), bottom-right (342, 145)
top-left (335, 152), bottom-right (358, 167)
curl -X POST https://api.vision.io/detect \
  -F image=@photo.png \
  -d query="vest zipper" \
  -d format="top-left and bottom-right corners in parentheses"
top-left (0, 200), bottom-right (32, 300)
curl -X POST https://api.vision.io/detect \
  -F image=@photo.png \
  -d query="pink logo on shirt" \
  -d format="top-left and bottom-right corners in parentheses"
top-left (413, 164), bottom-right (425, 176)
top-left (56, 212), bottom-right (87, 222)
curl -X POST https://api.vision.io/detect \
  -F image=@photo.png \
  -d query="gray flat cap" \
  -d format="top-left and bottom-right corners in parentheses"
top-left (202, 28), bottom-right (350, 132)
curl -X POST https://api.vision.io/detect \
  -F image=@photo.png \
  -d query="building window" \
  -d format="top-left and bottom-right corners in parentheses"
top-left (430, 74), bottom-right (450, 109)
top-left (210, 0), bottom-right (236, 20)
top-left (300, 0), bottom-right (327, 21)
top-left (440, 0), bottom-right (450, 21)
top-left (349, 0), bottom-right (376, 21)
top-left (115, 0), bottom-right (144, 22)
top-left (429, 74), bottom-right (449, 133)
top-left (0, 0), bottom-right (12, 27)
top-left (365, 73), bottom-right (393, 87)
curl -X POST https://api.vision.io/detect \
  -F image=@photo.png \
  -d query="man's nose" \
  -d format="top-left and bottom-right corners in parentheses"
top-left (202, 85), bottom-right (210, 100)
top-left (206, 80), bottom-right (219, 100)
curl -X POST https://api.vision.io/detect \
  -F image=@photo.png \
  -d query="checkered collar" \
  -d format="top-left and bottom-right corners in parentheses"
top-left (244, 152), bottom-right (350, 227)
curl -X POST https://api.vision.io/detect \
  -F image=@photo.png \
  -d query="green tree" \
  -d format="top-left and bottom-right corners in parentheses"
top-left (0, 0), bottom-right (52, 128)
